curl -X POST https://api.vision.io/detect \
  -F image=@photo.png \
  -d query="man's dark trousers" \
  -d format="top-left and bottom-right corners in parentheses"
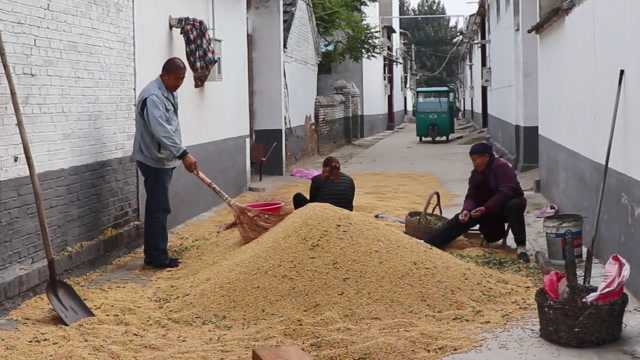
top-left (138, 161), bottom-right (175, 264)
top-left (427, 197), bottom-right (527, 248)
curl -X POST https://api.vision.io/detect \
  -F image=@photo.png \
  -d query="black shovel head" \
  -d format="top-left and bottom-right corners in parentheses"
top-left (46, 280), bottom-right (94, 326)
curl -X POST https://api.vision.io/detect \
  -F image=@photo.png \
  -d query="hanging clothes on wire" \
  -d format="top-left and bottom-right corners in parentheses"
top-left (172, 17), bottom-right (218, 88)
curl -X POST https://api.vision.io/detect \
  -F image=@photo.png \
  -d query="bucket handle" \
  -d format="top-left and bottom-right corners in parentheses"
top-left (419, 191), bottom-right (442, 224)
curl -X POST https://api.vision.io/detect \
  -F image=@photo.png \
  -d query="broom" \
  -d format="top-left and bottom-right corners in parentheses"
top-left (194, 171), bottom-right (286, 242)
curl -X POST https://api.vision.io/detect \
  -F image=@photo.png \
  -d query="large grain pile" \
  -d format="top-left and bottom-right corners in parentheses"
top-left (0, 173), bottom-right (536, 360)
top-left (170, 204), bottom-right (530, 323)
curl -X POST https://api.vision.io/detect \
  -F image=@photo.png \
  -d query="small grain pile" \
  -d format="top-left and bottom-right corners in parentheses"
top-left (0, 173), bottom-right (536, 360)
top-left (273, 172), bottom-right (452, 234)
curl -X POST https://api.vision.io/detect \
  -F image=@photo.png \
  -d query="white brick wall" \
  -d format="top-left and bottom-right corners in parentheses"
top-left (283, 0), bottom-right (318, 68)
top-left (0, 0), bottom-right (134, 181)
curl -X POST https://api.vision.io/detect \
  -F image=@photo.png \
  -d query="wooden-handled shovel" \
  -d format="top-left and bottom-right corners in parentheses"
top-left (0, 32), bottom-right (94, 325)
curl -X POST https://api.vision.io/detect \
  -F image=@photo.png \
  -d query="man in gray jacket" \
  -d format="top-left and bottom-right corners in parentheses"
top-left (132, 58), bottom-right (198, 268)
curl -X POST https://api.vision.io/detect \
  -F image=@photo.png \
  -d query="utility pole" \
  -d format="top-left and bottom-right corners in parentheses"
top-left (469, 46), bottom-right (474, 124)
top-left (479, 3), bottom-right (489, 129)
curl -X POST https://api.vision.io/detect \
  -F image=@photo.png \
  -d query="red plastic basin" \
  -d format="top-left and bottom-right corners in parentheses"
top-left (245, 201), bottom-right (284, 214)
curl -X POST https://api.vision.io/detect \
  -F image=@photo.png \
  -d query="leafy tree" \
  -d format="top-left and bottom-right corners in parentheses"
top-left (312, 0), bottom-right (382, 64)
top-left (400, 0), bottom-right (462, 87)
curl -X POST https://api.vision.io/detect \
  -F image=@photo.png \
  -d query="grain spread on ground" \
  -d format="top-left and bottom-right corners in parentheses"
top-left (0, 173), bottom-right (537, 360)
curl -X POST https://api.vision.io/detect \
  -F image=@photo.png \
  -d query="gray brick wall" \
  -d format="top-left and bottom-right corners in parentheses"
top-left (0, 157), bottom-right (138, 271)
top-left (314, 87), bottom-right (362, 154)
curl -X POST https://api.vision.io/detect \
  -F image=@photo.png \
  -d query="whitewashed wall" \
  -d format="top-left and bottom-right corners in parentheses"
top-left (406, 90), bottom-right (414, 115)
top-left (248, 0), bottom-right (284, 131)
top-left (284, 0), bottom-right (318, 128)
top-left (134, 0), bottom-right (249, 146)
top-left (538, 0), bottom-right (640, 180)
top-left (519, 0), bottom-right (539, 128)
top-left (362, 2), bottom-right (387, 116)
top-left (487, 0), bottom-right (538, 129)
top-left (392, 0), bottom-right (404, 114)
top-left (463, 30), bottom-right (483, 119)
top-left (487, 0), bottom-right (516, 125)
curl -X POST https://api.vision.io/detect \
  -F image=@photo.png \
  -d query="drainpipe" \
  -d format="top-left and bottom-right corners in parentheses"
top-left (468, 45), bottom-right (474, 124)
top-left (132, 0), bottom-right (140, 222)
top-left (479, 3), bottom-right (489, 129)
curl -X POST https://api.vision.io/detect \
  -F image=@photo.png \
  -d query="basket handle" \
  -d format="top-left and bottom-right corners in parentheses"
top-left (423, 191), bottom-right (443, 216)
top-left (418, 191), bottom-right (442, 224)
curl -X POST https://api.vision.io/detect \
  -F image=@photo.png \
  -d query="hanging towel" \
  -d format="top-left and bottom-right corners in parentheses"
top-left (174, 17), bottom-right (218, 88)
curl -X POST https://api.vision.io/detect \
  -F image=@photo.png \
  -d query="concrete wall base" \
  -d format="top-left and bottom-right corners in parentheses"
top-left (0, 223), bottom-right (143, 305)
top-left (140, 135), bottom-right (249, 228)
top-left (540, 135), bottom-right (640, 296)
top-left (487, 114), bottom-right (539, 171)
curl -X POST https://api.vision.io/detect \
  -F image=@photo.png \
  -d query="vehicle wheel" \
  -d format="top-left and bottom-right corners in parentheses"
top-left (419, 136), bottom-right (423, 143)
top-left (446, 135), bottom-right (450, 142)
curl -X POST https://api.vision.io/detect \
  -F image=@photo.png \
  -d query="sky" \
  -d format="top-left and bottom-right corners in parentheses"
top-left (410, 0), bottom-right (478, 16)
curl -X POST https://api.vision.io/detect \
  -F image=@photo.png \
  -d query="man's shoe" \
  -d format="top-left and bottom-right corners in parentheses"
top-left (145, 258), bottom-right (180, 269)
top-left (518, 252), bottom-right (531, 264)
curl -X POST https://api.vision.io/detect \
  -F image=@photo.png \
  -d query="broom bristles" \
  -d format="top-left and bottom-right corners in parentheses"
top-left (233, 205), bottom-right (288, 243)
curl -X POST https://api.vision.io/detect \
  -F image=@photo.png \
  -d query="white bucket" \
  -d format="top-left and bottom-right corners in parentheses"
top-left (543, 214), bottom-right (584, 265)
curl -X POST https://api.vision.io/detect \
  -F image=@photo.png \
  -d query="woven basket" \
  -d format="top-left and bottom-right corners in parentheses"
top-left (405, 191), bottom-right (449, 242)
top-left (536, 286), bottom-right (628, 348)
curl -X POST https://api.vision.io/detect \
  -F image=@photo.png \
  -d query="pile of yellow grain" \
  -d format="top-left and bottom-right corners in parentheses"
top-left (167, 204), bottom-right (534, 358)
top-left (0, 173), bottom-right (536, 360)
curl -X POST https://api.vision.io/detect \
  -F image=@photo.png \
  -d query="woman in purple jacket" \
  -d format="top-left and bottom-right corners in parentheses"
top-left (428, 142), bottom-right (530, 263)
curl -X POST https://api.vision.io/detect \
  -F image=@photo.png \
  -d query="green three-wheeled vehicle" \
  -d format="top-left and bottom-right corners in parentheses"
top-left (415, 87), bottom-right (456, 143)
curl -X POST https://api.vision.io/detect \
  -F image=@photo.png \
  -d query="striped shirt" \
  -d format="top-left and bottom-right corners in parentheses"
top-left (309, 173), bottom-right (356, 211)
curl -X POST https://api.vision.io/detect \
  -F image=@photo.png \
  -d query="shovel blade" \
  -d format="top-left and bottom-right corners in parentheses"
top-left (46, 280), bottom-right (94, 326)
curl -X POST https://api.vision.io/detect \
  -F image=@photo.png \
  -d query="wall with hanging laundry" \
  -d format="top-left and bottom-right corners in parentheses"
top-left (134, 0), bottom-right (251, 228)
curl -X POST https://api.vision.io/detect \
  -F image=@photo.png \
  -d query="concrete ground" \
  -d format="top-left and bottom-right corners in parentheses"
top-left (243, 121), bottom-right (640, 359)
top-left (338, 123), bottom-right (640, 360)
top-left (5, 123), bottom-right (640, 358)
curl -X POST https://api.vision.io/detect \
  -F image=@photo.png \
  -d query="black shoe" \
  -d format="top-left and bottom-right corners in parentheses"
top-left (144, 256), bottom-right (181, 265)
top-left (145, 258), bottom-right (180, 269)
top-left (518, 252), bottom-right (531, 264)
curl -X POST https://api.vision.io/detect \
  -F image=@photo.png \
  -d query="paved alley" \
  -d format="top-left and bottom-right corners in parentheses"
top-left (339, 124), bottom-right (640, 360)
